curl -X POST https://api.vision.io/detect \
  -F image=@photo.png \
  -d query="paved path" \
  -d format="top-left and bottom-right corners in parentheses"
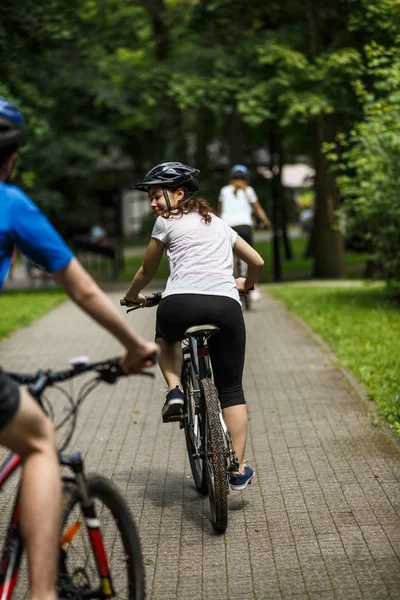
top-left (1, 288), bottom-right (399, 599)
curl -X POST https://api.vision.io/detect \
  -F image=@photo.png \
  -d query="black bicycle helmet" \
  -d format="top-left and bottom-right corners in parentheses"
top-left (133, 161), bottom-right (200, 193)
top-left (0, 97), bottom-right (27, 148)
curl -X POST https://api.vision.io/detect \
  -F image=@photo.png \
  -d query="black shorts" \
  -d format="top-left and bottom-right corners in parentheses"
top-left (0, 371), bottom-right (20, 430)
top-left (232, 225), bottom-right (253, 247)
top-left (155, 294), bottom-right (246, 408)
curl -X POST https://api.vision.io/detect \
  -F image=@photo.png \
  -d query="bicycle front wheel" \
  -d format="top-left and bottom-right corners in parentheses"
top-left (201, 378), bottom-right (229, 533)
top-left (59, 475), bottom-right (145, 599)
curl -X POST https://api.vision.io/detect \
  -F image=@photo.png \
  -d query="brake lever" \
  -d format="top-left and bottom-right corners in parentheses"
top-left (126, 304), bottom-right (143, 314)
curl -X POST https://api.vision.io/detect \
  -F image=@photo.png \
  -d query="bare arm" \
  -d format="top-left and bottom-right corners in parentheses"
top-left (53, 258), bottom-right (158, 372)
top-left (252, 201), bottom-right (271, 228)
top-left (124, 237), bottom-right (165, 302)
top-left (233, 235), bottom-right (264, 291)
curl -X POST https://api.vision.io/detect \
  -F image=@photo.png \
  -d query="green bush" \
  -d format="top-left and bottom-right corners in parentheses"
top-left (334, 43), bottom-right (400, 291)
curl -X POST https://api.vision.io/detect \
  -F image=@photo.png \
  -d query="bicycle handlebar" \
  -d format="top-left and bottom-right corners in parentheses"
top-left (6, 356), bottom-right (156, 398)
top-left (120, 292), bottom-right (162, 312)
top-left (121, 287), bottom-right (253, 313)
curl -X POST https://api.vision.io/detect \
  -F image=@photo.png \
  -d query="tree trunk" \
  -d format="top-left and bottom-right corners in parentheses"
top-left (269, 123), bottom-right (282, 282)
top-left (312, 116), bottom-right (346, 278)
top-left (195, 106), bottom-right (213, 176)
top-left (278, 143), bottom-right (292, 260)
top-left (229, 110), bottom-right (245, 165)
top-left (141, 0), bottom-right (187, 162)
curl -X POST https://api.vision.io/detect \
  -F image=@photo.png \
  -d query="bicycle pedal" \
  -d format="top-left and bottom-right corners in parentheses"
top-left (162, 414), bottom-right (183, 423)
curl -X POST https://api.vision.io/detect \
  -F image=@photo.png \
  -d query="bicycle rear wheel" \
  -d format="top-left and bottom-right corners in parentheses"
top-left (201, 378), bottom-right (229, 533)
top-left (182, 360), bottom-right (207, 494)
top-left (59, 475), bottom-right (145, 599)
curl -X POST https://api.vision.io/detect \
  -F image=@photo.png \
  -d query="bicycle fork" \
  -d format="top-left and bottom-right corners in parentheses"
top-left (60, 452), bottom-right (115, 597)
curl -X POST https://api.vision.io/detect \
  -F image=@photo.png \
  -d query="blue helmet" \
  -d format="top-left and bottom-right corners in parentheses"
top-left (231, 164), bottom-right (249, 180)
top-left (0, 97), bottom-right (27, 148)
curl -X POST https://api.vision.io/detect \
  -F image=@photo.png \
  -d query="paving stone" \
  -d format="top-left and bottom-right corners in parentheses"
top-left (1, 289), bottom-right (400, 599)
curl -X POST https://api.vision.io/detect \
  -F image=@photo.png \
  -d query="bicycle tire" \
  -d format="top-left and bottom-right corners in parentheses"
top-left (182, 361), bottom-right (208, 494)
top-left (59, 475), bottom-right (145, 599)
top-left (201, 377), bottom-right (229, 533)
top-left (243, 293), bottom-right (251, 311)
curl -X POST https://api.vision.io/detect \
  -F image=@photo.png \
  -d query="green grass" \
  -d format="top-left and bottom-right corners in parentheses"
top-left (255, 237), bottom-right (370, 282)
top-left (118, 236), bottom-right (369, 283)
top-left (268, 282), bottom-right (400, 434)
top-left (0, 289), bottom-right (66, 340)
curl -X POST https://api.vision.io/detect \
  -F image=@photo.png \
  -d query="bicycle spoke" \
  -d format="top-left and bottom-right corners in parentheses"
top-left (59, 477), bottom-right (145, 599)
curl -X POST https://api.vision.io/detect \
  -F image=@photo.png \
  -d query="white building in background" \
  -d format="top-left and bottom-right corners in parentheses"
top-left (121, 189), bottom-right (152, 237)
top-left (257, 163), bottom-right (315, 189)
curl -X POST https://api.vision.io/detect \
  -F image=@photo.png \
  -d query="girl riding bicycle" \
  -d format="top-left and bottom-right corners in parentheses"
top-left (124, 162), bottom-right (264, 490)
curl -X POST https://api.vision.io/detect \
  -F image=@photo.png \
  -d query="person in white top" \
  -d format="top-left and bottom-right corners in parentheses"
top-left (218, 164), bottom-right (270, 301)
top-left (124, 162), bottom-right (264, 490)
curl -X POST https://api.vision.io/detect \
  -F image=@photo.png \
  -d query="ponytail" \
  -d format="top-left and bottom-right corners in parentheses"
top-left (161, 188), bottom-right (215, 224)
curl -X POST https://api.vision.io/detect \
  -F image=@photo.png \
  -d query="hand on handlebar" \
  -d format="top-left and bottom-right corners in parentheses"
top-left (120, 340), bottom-right (159, 375)
top-left (123, 293), bottom-right (148, 308)
top-left (235, 277), bottom-right (253, 295)
top-left (258, 218), bottom-right (271, 230)
top-left (236, 277), bottom-right (248, 295)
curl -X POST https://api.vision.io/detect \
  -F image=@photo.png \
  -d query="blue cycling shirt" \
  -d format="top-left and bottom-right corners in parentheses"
top-left (0, 182), bottom-right (73, 291)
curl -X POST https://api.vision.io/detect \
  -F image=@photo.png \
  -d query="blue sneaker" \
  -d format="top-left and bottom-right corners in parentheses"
top-left (229, 465), bottom-right (254, 491)
top-left (162, 386), bottom-right (184, 420)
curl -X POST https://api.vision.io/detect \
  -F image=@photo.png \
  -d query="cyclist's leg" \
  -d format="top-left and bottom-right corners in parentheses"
top-left (232, 225), bottom-right (253, 278)
top-left (206, 298), bottom-right (249, 472)
top-left (222, 404), bottom-right (248, 470)
top-left (0, 375), bottom-right (60, 600)
top-left (155, 298), bottom-right (189, 417)
top-left (156, 337), bottom-right (182, 390)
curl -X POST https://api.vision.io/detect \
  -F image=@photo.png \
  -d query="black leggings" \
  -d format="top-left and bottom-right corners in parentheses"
top-left (156, 294), bottom-right (246, 408)
top-left (0, 371), bottom-right (20, 430)
top-left (232, 224), bottom-right (253, 247)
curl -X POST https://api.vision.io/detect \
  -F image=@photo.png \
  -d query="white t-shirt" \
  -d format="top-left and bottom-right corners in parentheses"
top-left (218, 184), bottom-right (257, 227)
top-left (151, 212), bottom-right (240, 304)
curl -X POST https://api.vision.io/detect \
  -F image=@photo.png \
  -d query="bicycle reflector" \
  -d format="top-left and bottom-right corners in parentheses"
top-left (60, 521), bottom-right (81, 546)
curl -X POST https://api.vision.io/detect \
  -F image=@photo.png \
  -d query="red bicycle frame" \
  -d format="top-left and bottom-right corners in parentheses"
top-left (0, 451), bottom-right (116, 599)
top-left (0, 453), bottom-right (23, 600)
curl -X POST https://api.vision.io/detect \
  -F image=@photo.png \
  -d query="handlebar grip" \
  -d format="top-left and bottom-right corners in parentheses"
top-left (28, 371), bottom-right (49, 398)
top-left (149, 351), bottom-right (158, 365)
top-left (120, 298), bottom-right (142, 307)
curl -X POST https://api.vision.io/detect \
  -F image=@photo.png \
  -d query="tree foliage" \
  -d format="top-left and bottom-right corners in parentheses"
top-left (335, 43), bottom-right (400, 289)
top-left (1, 0), bottom-right (400, 283)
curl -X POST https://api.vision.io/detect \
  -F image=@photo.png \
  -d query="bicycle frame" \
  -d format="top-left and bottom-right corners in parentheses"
top-left (183, 334), bottom-right (212, 382)
top-left (182, 332), bottom-right (238, 472)
top-left (0, 450), bottom-right (115, 599)
top-left (0, 454), bottom-right (22, 600)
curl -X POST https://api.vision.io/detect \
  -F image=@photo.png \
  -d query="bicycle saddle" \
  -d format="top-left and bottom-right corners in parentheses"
top-left (185, 324), bottom-right (220, 337)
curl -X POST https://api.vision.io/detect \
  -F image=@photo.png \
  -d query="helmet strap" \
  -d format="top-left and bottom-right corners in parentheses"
top-left (162, 188), bottom-right (172, 211)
